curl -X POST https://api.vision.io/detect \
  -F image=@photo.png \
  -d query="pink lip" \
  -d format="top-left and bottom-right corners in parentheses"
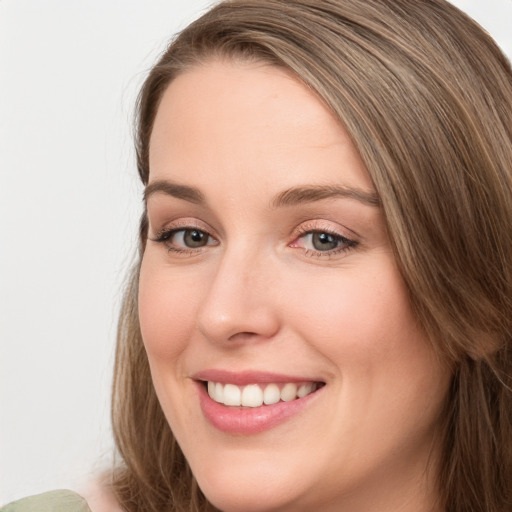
top-left (193, 371), bottom-right (324, 435)
top-left (193, 369), bottom-right (321, 386)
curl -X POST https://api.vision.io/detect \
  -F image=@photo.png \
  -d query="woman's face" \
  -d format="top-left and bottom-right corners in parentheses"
top-left (139, 60), bottom-right (451, 512)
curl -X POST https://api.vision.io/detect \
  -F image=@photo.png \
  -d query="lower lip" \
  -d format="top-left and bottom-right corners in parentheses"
top-left (197, 382), bottom-right (322, 434)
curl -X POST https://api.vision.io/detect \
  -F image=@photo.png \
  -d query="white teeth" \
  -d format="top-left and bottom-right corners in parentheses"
top-left (214, 382), bottom-right (224, 403)
top-left (207, 381), bottom-right (319, 407)
top-left (263, 383), bottom-right (281, 405)
top-left (208, 381), bottom-right (224, 403)
top-left (223, 384), bottom-right (241, 406)
top-left (297, 383), bottom-right (314, 398)
top-left (241, 384), bottom-right (263, 407)
top-left (280, 383), bottom-right (297, 402)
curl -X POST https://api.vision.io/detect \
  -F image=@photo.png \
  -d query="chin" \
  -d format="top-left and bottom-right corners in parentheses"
top-left (193, 459), bottom-right (310, 512)
top-left (200, 485), bottom-right (298, 512)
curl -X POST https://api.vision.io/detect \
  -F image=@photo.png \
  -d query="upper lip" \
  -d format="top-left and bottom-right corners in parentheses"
top-left (192, 369), bottom-right (325, 386)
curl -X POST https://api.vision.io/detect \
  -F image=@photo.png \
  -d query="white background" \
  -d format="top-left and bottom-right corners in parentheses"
top-left (1, 0), bottom-right (511, 505)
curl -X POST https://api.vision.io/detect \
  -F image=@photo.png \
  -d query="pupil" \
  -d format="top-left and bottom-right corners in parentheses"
top-left (313, 232), bottom-right (338, 251)
top-left (185, 229), bottom-right (207, 247)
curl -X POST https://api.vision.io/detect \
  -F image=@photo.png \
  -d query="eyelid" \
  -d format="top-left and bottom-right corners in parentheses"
top-left (289, 219), bottom-right (359, 257)
top-left (291, 219), bottom-right (359, 241)
top-left (148, 217), bottom-right (359, 259)
top-left (147, 217), bottom-right (220, 259)
top-left (149, 218), bottom-right (216, 241)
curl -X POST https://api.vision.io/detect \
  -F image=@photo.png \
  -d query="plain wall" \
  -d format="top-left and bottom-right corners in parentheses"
top-left (1, 0), bottom-right (511, 504)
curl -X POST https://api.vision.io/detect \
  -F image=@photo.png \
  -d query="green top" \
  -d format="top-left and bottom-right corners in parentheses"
top-left (1, 490), bottom-right (91, 512)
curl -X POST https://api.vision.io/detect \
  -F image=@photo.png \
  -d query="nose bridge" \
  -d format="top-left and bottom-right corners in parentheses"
top-left (196, 242), bottom-right (280, 344)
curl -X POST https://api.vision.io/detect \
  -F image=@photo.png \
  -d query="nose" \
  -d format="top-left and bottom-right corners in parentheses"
top-left (196, 247), bottom-right (281, 345)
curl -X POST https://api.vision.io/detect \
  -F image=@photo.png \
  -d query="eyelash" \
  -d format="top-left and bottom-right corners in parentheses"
top-left (150, 225), bottom-right (218, 255)
top-left (291, 226), bottom-right (358, 258)
top-left (150, 224), bottom-right (358, 258)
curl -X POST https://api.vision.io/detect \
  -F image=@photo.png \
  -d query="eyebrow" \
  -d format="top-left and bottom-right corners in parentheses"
top-left (271, 184), bottom-right (380, 208)
top-left (144, 179), bottom-right (380, 208)
top-left (144, 180), bottom-right (205, 204)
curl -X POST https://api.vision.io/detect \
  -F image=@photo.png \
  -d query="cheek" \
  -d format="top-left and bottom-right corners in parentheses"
top-left (288, 259), bottom-right (449, 453)
top-left (288, 257), bottom-right (420, 360)
top-left (284, 256), bottom-right (449, 414)
top-left (138, 254), bottom-right (201, 361)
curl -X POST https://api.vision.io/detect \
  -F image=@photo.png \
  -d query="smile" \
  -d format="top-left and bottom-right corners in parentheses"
top-left (207, 381), bottom-right (320, 407)
top-left (195, 373), bottom-right (325, 434)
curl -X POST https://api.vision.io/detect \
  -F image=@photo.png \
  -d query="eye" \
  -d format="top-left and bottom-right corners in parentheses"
top-left (290, 228), bottom-right (357, 257)
top-left (309, 232), bottom-right (341, 251)
top-left (173, 228), bottom-right (210, 248)
top-left (151, 226), bottom-right (217, 253)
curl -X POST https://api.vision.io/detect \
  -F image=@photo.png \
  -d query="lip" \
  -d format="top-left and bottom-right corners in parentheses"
top-left (193, 369), bottom-right (322, 386)
top-left (193, 370), bottom-right (325, 435)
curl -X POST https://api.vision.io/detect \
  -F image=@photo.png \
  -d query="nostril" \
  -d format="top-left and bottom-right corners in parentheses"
top-left (227, 331), bottom-right (259, 343)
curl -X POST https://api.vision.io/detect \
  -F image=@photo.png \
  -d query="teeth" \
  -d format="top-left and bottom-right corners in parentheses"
top-left (223, 384), bottom-right (241, 406)
top-left (263, 383), bottom-right (280, 405)
top-left (207, 381), bottom-right (319, 407)
top-left (208, 381), bottom-right (215, 398)
top-left (215, 382), bottom-right (224, 403)
top-left (241, 384), bottom-right (263, 407)
top-left (280, 383), bottom-right (297, 401)
top-left (297, 383), bottom-right (314, 398)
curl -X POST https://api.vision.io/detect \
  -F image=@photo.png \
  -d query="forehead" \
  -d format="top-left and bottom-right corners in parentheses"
top-left (149, 59), bottom-right (374, 193)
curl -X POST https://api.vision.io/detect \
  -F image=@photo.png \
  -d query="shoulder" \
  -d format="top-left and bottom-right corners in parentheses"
top-left (80, 479), bottom-right (125, 512)
top-left (1, 482), bottom-right (124, 512)
top-left (1, 490), bottom-right (90, 512)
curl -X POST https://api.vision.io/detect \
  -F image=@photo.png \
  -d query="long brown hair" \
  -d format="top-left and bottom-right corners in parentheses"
top-left (111, 1), bottom-right (512, 510)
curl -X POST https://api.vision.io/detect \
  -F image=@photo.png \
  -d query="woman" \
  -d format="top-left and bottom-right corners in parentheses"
top-left (4, 0), bottom-right (512, 511)
top-left (111, 0), bottom-right (512, 510)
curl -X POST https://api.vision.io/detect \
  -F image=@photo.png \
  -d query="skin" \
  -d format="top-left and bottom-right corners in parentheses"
top-left (138, 60), bottom-right (451, 512)
top-left (82, 480), bottom-right (124, 512)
